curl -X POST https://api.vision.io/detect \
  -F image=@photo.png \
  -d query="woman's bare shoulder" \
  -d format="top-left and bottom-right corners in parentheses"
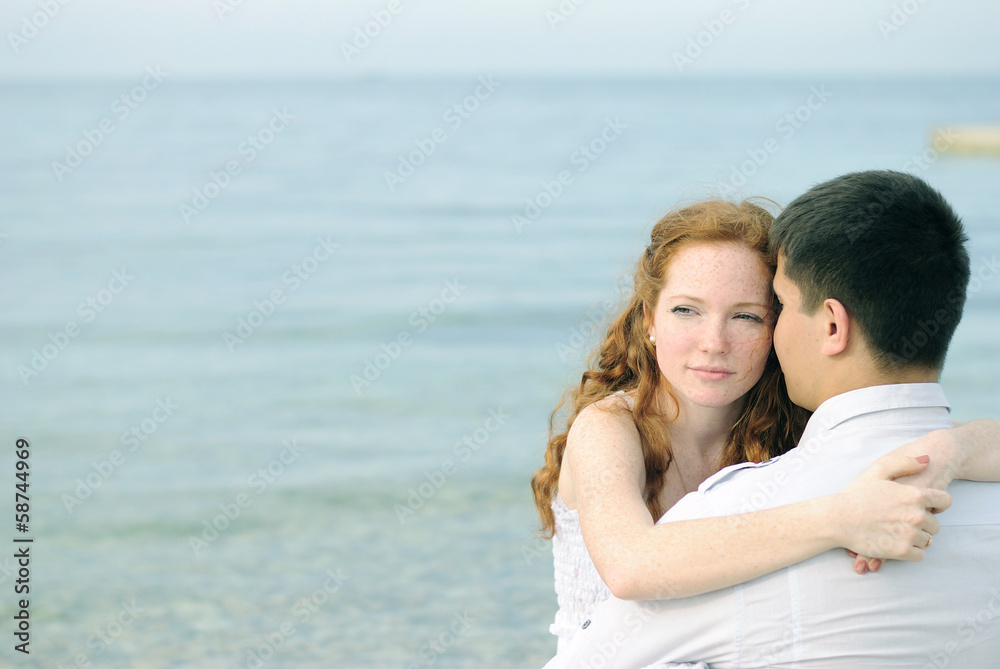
top-left (561, 392), bottom-right (644, 507)
top-left (567, 393), bottom-right (640, 448)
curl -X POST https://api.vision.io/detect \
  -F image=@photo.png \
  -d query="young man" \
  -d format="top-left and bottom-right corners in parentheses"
top-left (545, 171), bottom-right (1000, 668)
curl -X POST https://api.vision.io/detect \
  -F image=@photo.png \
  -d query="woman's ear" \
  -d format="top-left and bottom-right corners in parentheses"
top-left (643, 301), bottom-right (655, 339)
top-left (819, 298), bottom-right (851, 357)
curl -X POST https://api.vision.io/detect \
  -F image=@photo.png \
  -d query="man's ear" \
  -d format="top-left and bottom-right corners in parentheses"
top-left (819, 298), bottom-right (851, 357)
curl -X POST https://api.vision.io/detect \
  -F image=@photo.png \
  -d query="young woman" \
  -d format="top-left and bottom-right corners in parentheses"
top-left (531, 199), bottom-right (996, 653)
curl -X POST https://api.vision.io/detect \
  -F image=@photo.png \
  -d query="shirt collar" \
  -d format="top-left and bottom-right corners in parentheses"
top-left (696, 383), bottom-right (950, 493)
top-left (799, 382), bottom-right (950, 442)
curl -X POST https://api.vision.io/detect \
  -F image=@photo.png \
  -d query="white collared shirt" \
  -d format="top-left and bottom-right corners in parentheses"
top-left (545, 383), bottom-right (1000, 668)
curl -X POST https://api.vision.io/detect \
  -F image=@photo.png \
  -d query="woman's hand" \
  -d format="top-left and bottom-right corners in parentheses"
top-left (848, 420), bottom-right (1000, 573)
top-left (832, 453), bottom-right (952, 573)
top-left (846, 431), bottom-right (959, 574)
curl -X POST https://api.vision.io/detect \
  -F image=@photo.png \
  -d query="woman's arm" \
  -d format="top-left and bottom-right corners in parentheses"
top-left (890, 419), bottom-right (1000, 487)
top-left (564, 399), bottom-right (950, 601)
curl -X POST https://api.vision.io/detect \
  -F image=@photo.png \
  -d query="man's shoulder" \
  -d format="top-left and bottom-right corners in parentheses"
top-left (938, 479), bottom-right (1000, 526)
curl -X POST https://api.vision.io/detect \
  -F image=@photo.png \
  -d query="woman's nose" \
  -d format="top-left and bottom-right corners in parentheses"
top-left (699, 319), bottom-right (729, 354)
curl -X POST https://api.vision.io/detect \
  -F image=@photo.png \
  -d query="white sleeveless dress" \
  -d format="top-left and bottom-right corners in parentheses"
top-left (549, 491), bottom-right (611, 648)
top-left (548, 391), bottom-right (708, 668)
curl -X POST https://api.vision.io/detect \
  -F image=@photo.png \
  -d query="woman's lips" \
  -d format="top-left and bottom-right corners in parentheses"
top-left (690, 366), bottom-right (734, 381)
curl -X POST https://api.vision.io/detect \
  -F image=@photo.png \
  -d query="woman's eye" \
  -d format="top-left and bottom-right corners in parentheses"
top-left (735, 313), bottom-right (764, 323)
top-left (671, 306), bottom-right (695, 315)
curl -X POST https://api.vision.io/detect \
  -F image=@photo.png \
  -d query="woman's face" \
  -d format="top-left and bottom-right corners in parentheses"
top-left (647, 242), bottom-right (774, 413)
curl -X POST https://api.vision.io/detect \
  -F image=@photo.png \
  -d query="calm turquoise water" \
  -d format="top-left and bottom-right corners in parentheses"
top-left (1, 77), bottom-right (999, 668)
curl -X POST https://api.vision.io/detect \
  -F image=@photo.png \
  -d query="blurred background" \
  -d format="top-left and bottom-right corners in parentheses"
top-left (1, 1), bottom-right (998, 667)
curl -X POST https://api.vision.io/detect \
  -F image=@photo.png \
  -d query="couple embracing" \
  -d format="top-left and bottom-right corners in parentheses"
top-left (532, 170), bottom-right (1000, 668)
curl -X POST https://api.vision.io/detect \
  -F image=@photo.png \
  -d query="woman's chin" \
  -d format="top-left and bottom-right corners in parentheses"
top-left (683, 392), bottom-right (746, 411)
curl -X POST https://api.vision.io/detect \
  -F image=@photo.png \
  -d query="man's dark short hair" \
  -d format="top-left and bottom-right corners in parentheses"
top-left (769, 170), bottom-right (970, 371)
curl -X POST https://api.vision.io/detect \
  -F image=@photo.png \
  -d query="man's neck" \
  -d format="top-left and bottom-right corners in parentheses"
top-left (813, 363), bottom-right (939, 410)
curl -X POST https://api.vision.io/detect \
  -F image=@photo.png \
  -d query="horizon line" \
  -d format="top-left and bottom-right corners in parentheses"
top-left (2, 71), bottom-right (1000, 84)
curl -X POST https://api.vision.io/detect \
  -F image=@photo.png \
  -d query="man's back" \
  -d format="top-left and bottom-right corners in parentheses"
top-left (548, 384), bottom-right (1000, 668)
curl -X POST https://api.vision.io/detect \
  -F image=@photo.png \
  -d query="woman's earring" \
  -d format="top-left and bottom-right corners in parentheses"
top-left (649, 334), bottom-right (656, 345)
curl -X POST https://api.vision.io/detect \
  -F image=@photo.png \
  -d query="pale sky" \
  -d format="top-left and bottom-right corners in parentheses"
top-left (1, 0), bottom-right (998, 79)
